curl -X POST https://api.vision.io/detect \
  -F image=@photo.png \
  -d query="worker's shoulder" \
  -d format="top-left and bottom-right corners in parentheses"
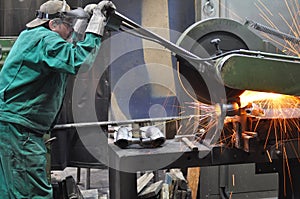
top-left (23, 26), bottom-right (63, 42)
top-left (21, 26), bottom-right (50, 36)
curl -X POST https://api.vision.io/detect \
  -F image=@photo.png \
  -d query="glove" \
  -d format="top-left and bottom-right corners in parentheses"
top-left (85, 0), bottom-right (116, 36)
top-left (84, 4), bottom-right (97, 16)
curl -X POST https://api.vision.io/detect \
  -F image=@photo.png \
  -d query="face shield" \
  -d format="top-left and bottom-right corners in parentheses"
top-left (62, 7), bottom-right (90, 43)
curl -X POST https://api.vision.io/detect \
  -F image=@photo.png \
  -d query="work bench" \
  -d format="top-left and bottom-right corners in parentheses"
top-left (107, 136), bottom-right (300, 199)
top-left (108, 139), bottom-right (218, 199)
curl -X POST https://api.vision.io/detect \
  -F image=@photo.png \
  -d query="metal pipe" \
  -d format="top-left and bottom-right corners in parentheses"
top-left (53, 115), bottom-right (194, 130)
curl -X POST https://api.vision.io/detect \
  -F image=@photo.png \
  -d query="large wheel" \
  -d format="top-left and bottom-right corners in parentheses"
top-left (176, 18), bottom-right (271, 104)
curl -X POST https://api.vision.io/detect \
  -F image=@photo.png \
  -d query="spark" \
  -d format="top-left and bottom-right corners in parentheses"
top-left (175, 101), bottom-right (223, 144)
top-left (232, 174), bottom-right (235, 186)
top-left (266, 150), bottom-right (273, 163)
top-left (239, 90), bottom-right (300, 197)
top-left (240, 91), bottom-right (300, 118)
top-left (186, 102), bottom-right (220, 134)
top-left (240, 91), bottom-right (300, 148)
top-left (256, 0), bottom-right (300, 56)
top-left (283, 146), bottom-right (293, 195)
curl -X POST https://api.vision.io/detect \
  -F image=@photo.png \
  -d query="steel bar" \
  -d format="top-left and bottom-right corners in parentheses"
top-left (246, 19), bottom-right (300, 44)
top-left (109, 11), bottom-right (214, 70)
top-left (182, 137), bottom-right (198, 151)
top-left (53, 115), bottom-right (195, 130)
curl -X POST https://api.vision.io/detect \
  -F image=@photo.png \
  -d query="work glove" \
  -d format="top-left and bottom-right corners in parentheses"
top-left (85, 0), bottom-right (116, 36)
top-left (84, 4), bottom-right (97, 16)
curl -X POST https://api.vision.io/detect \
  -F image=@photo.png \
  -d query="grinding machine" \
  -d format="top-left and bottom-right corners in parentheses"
top-left (103, 11), bottom-right (300, 199)
top-left (175, 17), bottom-right (300, 199)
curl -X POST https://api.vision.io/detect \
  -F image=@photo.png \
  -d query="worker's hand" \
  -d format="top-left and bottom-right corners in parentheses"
top-left (84, 4), bottom-right (97, 16)
top-left (85, 1), bottom-right (116, 36)
top-left (96, 0), bottom-right (116, 18)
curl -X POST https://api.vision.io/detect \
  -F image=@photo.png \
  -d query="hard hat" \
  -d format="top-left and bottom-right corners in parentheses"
top-left (26, 0), bottom-right (87, 28)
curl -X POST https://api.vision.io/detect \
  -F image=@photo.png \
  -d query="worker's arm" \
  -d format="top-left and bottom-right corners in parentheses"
top-left (43, 33), bottom-right (101, 74)
top-left (43, 0), bottom-right (116, 74)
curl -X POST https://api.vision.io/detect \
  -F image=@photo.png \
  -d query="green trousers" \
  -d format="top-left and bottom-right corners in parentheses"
top-left (0, 121), bottom-right (52, 198)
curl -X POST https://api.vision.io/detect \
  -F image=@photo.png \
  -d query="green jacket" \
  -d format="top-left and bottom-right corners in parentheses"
top-left (0, 26), bottom-right (101, 132)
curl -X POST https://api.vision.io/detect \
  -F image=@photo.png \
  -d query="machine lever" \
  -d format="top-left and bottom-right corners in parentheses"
top-left (106, 11), bottom-right (214, 70)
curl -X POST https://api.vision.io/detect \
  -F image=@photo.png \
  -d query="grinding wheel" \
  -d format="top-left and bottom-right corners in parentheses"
top-left (176, 18), bottom-right (278, 104)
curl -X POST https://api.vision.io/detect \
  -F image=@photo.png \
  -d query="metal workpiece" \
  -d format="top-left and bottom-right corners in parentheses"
top-left (113, 126), bottom-right (166, 149)
top-left (114, 127), bottom-right (132, 148)
top-left (140, 126), bottom-right (166, 147)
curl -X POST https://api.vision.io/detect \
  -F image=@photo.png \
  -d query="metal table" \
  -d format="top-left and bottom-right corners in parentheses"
top-left (108, 139), bottom-right (212, 199)
top-left (108, 136), bottom-right (300, 199)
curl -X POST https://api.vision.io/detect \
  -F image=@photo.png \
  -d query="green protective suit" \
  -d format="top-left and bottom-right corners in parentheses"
top-left (0, 26), bottom-right (101, 198)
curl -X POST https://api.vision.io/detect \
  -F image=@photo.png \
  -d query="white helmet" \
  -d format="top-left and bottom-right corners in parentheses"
top-left (26, 0), bottom-right (88, 28)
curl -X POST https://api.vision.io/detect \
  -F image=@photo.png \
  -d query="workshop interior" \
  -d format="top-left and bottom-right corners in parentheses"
top-left (1, 0), bottom-right (300, 198)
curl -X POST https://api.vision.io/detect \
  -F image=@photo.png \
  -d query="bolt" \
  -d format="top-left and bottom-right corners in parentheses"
top-left (210, 38), bottom-right (222, 55)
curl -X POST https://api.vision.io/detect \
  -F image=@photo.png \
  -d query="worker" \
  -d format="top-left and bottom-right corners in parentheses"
top-left (0, 0), bottom-right (115, 198)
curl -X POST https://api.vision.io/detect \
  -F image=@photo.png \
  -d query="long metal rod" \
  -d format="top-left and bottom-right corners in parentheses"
top-left (115, 11), bottom-right (200, 59)
top-left (246, 19), bottom-right (300, 44)
top-left (53, 115), bottom-right (195, 130)
top-left (111, 11), bottom-right (213, 69)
